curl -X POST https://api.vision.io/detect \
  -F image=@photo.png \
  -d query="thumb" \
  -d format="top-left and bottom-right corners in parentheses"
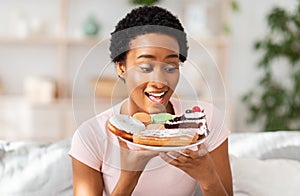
top-left (197, 144), bottom-right (208, 156)
top-left (118, 137), bottom-right (129, 149)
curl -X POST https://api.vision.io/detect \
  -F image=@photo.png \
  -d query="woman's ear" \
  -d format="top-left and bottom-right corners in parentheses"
top-left (116, 61), bottom-right (126, 79)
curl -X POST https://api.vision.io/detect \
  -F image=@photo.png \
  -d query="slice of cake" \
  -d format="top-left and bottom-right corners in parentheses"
top-left (164, 106), bottom-right (208, 136)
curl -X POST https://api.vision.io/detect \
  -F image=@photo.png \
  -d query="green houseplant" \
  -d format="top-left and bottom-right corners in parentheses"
top-left (130, 0), bottom-right (160, 6)
top-left (242, 2), bottom-right (300, 131)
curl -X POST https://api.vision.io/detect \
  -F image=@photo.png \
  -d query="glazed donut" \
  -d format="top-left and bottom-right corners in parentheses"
top-left (107, 114), bottom-right (145, 141)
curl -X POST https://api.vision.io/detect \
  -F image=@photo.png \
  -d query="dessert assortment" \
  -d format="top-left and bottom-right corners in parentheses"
top-left (107, 105), bottom-right (209, 147)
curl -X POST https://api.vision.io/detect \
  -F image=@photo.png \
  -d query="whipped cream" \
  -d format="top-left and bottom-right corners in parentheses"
top-left (184, 112), bottom-right (205, 119)
top-left (137, 129), bottom-right (196, 138)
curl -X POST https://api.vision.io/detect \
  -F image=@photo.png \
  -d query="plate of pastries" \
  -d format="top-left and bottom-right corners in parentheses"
top-left (107, 106), bottom-right (209, 151)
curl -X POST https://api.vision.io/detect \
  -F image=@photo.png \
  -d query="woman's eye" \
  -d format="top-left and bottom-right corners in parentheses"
top-left (139, 63), bottom-right (153, 72)
top-left (164, 66), bottom-right (178, 73)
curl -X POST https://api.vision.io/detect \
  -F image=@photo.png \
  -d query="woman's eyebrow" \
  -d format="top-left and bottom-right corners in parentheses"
top-left (137, 54), bottom-right (179, 59)
top-left (165, 54), bottom-right (179, 59)
top-left (137, 54), bottom-right (156, 59)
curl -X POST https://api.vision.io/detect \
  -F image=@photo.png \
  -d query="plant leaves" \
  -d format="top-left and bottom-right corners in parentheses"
top-left (242, 2), bottom-right (300, 131)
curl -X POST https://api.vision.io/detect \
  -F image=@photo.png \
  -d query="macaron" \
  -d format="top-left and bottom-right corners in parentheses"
top-left (133, 112), bottom-right (152, 125)
top-left (152, 113), bottom-right (173, 124)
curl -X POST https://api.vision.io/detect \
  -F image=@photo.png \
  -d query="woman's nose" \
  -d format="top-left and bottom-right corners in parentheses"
top-left (149, 69), bottom-right (168, 88)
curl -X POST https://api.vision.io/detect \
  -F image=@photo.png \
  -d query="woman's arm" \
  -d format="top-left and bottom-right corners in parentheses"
top-left (71, 138), bottom-right (159, 196)
top-left (71, 157), bottom-right (141, 196)
top-left (159, 139), bottom-right (233, 196)
top-left (208, 139), bottom-right (233, 195)
top-left (110, 138), bottom-right (159, 196)
top-left (196, 139), bottom-right (233, 195)
top-left (111, 170), bottom-right (143, 196)
top-left (72, 157), bottom-right (104, 196)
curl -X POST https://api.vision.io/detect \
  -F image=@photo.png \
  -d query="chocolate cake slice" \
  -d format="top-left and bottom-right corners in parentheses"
top-left (164, 106), bottom-right (208, 136)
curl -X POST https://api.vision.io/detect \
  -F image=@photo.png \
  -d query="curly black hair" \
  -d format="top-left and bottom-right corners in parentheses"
top-left (109, 6), bottom-right (188, 63)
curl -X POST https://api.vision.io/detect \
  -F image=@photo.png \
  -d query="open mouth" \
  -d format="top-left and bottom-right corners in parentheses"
top-left (145, 91), bottom-right (167, 104)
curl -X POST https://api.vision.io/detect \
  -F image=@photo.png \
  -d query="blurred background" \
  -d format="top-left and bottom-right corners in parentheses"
top-left (0, 0), bottom-right (299, 141)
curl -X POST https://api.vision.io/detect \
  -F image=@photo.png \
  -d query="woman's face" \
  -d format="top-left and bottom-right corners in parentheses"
top-left (117, 33), bottom-right (180, 115)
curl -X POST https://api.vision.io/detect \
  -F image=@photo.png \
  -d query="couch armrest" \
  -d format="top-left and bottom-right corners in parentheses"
top-left (228, 130), bottom-right (300, 160)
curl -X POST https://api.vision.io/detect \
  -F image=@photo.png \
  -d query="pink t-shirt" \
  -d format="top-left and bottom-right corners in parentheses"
top-left (69, 98), bottom-right (230, 196)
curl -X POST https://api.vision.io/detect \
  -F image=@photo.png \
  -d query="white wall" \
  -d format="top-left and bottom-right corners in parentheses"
top-left (228, 0), bottom-right (298, 131)
top-left (0, 0), bottom-right (298, 134)
top-left (67, 0), bottom-right (299, 132)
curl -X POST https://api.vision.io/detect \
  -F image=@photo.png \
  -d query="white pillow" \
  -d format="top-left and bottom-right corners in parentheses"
top-left (230, 155), bottom-right (300, 196)
top-left (0, 138), bottom-right (73, 195)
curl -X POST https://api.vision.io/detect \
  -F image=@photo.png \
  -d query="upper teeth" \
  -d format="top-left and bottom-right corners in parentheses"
top-left (148, 92), bottom-right (165, 97)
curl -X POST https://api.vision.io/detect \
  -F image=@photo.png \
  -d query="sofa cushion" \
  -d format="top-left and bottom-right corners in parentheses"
top-left (230, 155), bottom-right (300, 196)
top-left (229, 131), bottom-right (300, 161)
top-left (1, 131), bottom-right (299, 196)
top-left (0, 138), bottom-right (73, 196)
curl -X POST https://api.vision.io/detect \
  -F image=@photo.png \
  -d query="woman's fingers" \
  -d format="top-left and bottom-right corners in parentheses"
top-left (160, 144), bottom-right (209, 165)
top-left (118, 137), bottom-right (160, 171)
top-left (183, 144), bottom-right (208, 159)
top-left (159, 151), bottom-right (191, 166)
top-left (117, 137), bottom-right (129, 149)
top-left (159, 152), bottom-right (179, 165)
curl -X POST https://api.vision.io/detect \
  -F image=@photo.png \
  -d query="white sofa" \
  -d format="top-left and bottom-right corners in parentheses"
top-left (229, 131), bottom-right (300, 196)
top-left (0, 131), bottom-right (299, 196)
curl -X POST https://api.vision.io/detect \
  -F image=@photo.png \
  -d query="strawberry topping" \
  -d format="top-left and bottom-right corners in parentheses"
top-left (192, 106), bottom-right (201, 112)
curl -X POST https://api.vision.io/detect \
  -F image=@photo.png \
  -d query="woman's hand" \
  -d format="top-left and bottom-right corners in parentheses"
top-left (118, 137), bottom-right (159, 171)
top-left (159, 144), bottom-right (215, 182)
top-left (111, 138), bottom-right (159, 196)
top-left (159, 144), bottom-right (230, 196)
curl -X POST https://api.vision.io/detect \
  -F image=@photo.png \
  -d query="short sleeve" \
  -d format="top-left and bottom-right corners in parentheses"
top-left (68, 121), bottom-right (104, 172)
top-left (204, 103), bottom-right (230, 152)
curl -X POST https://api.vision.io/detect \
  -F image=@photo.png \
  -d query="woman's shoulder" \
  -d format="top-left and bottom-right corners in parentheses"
top-left (75, 101), bottom-right (123, 136)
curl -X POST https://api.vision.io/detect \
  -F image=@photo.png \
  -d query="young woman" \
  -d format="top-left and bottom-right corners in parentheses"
top-left (69, 6), bottom-right (233, 196)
